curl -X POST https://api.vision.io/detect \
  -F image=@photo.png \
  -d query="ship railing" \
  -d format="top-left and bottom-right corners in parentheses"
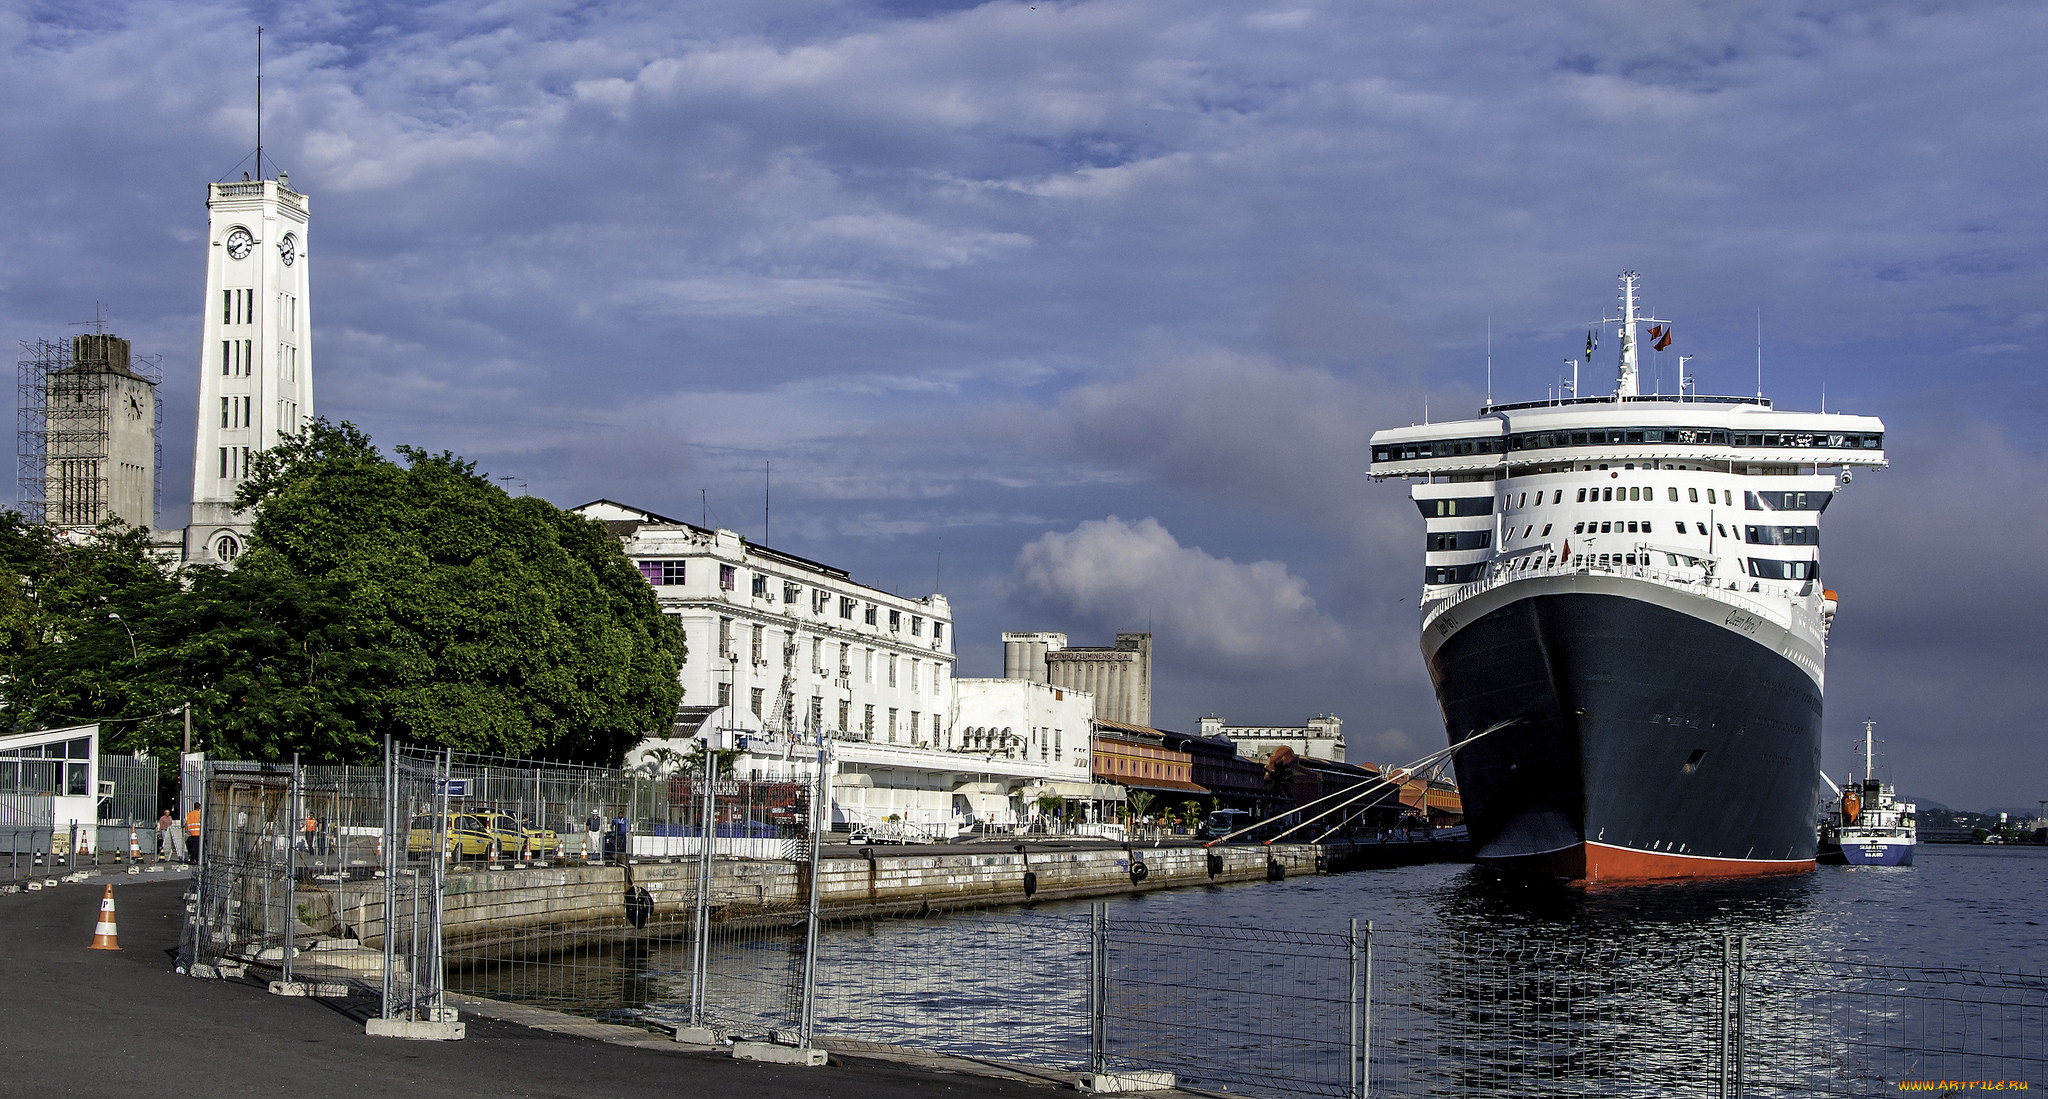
top-left (1422, 558), bottom-right (1804, 635)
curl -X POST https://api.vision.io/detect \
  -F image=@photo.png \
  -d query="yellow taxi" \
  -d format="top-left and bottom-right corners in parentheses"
top-left (406, 812), bottom-right (495, 858)
top-left (475, 809), bottom-right (560, 857)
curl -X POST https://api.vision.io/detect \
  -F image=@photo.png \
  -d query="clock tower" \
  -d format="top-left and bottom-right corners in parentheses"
top-left (184, 173), bottom-right (313, 564)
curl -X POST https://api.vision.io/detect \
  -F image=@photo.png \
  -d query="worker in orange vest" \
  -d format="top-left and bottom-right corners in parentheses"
top-left (184, 802), bottom-right (202, 864)
top-left (303, 813), bottom-right (318, 854)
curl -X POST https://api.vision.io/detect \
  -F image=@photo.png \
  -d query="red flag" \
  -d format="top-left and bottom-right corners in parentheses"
top-left (1647, 325), bottom-right (1664, 340)
top-left (1654, 326), bottom-right (1673, 351)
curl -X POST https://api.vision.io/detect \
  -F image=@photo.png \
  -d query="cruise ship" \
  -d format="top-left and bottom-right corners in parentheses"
top-left (1368, 273), bottom-right (1888, 883)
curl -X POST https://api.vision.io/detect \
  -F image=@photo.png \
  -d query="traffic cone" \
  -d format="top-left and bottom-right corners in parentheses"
top-left (128, 827), bottom-right (139, 862)
top-left (88, 885), bottom-right (120, 951)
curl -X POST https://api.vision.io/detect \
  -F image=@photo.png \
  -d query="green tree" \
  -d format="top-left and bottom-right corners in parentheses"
top-left (0, 514), bottom-right (186, 756)
top-left (3, 422), bottom-right (686, 767)
top-left (1126, 790), bottom-right (1154, 820)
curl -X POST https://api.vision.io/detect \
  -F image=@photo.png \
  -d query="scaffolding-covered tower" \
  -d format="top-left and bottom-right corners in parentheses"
top-left (16, 332), bottom-right (161, 530)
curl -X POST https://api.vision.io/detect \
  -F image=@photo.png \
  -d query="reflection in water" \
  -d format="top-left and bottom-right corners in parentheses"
top-left (448, 849), bottom-right (2048, 1098)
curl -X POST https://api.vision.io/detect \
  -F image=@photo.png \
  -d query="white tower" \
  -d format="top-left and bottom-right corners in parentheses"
top-left (184, 174), bottom-right (313, 564)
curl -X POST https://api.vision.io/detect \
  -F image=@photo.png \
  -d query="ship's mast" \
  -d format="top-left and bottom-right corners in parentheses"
top-left (1617, 272), bottom-right (1641, 398)
top-left (1862, 720), bottom-right (1876, 786)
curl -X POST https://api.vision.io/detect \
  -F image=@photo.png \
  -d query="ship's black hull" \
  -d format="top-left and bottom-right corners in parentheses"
top-left (1427, 586), bottom-right (1822, 882)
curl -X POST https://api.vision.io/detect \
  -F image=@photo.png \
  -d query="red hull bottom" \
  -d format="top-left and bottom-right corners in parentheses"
top-left (1484, 840), bottom-right (1816, 885)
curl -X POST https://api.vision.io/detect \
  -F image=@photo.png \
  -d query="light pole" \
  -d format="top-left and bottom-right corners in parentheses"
top-left (106, 612), bottom-right (137, 660)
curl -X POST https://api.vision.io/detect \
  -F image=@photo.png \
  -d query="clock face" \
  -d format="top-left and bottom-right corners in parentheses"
top-left (226, 228), bottom-right (254, 260)
top-left (279, 233), bottom-right (297, 266)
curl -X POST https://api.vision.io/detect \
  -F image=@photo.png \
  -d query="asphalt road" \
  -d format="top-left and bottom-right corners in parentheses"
top-left (0, 874), bottom-right (1066, 1098)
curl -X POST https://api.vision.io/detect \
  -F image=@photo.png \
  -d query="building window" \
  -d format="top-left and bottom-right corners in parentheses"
top-left (214, 534), bottom-right (240, 562)
top-left (889, 609), bottom-right (900, 632)
top-left (784, 582), bottom-right (800, 604)
top-left (809, 696), bottom-right (822, 732)
top-left (218, 448), bottom-right (229, 479)
top-left (864, 604), bottom-right (877, 625)
top-left (910, 712), bottom-right (920, 741)
top-left (838, 642), bottom-right (850, 677)
top-left (864, 648), bottom-right (874, 683)
top-left (811, 637), bottom-right (823, 674)
top-left (638, 560), bottom-right (685, 586)
top-left (719, 564), bottom-right (736, 591)
top-left (716, 681), bottom-right (731, 707)
top-left (909, 659), bottom-right (919, 692)
top-left (750, 687), bottom-right (764, 717)
top-left (838, 699), bottom-right (850, 731)
top-left (863, 704), bottom-right (875, 737)
top-left (784, 631), bottom-right (795, 668)
top-left (751, 624), bottom-right (764, 663)
top-left (911, 616), bottom-right (923, 637)
top-left (933, 622), bottom-right (943, 644)
top-left (888, 708), bottom-right (898, 742)
top-left (718, 616), bottom-right (733, 658)
top-left (752, 574), bottom-right (768, 597)
top-left (888, 655), bottom-right (898, 687)
top-left (839, 596), bottom-right (855, 619)
top-left (813, 589), bottom-right (830, 614)
top-left (1054, 729), bottom-right (1062, 761)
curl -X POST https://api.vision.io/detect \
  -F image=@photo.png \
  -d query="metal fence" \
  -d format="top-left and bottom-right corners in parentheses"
top-left (176, 743), bottom-right (2047, 1095)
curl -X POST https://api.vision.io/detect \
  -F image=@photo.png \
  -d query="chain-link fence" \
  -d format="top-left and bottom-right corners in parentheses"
top-left (176, 744), bottom-right (2047, 1093)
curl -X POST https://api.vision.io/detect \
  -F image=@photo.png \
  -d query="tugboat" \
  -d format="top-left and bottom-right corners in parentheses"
top-left (1820, 721), bottom-right (1916, 866)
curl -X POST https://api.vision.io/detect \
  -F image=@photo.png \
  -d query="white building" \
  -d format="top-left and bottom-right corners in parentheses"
top-left (629, 682), bottom-right (1110, 835)
top-left (593, 503), bottom-right (1119, 832)
top-left (0, 724), bottom-right (104, 855)
top-left (1197, 714), bottom-right (1345, 762)
top-left (186, 173), bottom-right (314, 565)
top-left (578, 500), bottom-right (956, 744)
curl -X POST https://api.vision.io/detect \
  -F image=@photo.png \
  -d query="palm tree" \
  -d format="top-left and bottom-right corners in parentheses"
top-left (1033, 792), bottom-right (1065, 834)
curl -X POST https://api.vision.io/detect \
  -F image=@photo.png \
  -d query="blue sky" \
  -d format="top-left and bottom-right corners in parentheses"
top-left (4, 0), bottom-right (2045, 809)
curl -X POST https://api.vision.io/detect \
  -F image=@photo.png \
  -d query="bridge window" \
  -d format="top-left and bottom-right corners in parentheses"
top-left (1745, 490), bottom-right (1833, 512)
top-left (1415, 497), bottom-right (1494, 517)
top-left (1427, 530), bottom-right (1492, 552)
top-left (1744, 525), bottom-right (1819, 546)
top-left (1746, 558), bottom-right (1817, 581)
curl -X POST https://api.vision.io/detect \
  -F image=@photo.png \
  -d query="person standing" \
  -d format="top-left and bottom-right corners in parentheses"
top-left (157, 809), bottom-right (176, 861)
top-left (183, 801), bottom-right (202, 864)
top-left (585, 811), bottom-right (603, 861)
top-left (303, 812), bottom-right (318, 854)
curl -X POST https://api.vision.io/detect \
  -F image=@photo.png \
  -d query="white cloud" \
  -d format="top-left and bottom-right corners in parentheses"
top-left (1008, 516), bottom-right (1347, 674)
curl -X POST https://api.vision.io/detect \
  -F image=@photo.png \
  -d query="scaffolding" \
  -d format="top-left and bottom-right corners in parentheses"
top-left (15, 332), bottom-right (161, 528)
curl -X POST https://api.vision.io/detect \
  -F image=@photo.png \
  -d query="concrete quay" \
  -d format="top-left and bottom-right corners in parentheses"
top-left (0, 873), bottom-right (1133, 1099)
top-left (296, 836), bottom-right (1469, 955)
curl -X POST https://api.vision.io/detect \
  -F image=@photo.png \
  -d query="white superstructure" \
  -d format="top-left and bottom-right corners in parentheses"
top-left (186, 176), bottom-right (314, 565)
top-left (1372, 273), bottom-right (1888, 682)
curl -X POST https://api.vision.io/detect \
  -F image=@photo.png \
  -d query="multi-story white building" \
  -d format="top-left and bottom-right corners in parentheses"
top-left (185, 173), bottom-right (314, 565)
top-left (592, 501), bottom-right (1119, 832)
top-left (576, 500), bottom-right (956, 743)
top-left (1197, 714), bottom-right (1346, 763)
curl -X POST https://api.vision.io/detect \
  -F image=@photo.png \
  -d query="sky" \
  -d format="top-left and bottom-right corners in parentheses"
top-left (3, 0), bottom-right (2045, 810)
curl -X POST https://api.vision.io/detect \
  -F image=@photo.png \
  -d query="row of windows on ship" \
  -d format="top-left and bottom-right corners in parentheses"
top-left (1428, 521), bottom-right (1818, 552)
top-left (1419, 488), bottom-right (1830, 517)
top-left (1426, 554), bottom-right (1817, 586)
top-left (1373, 427), bottom-right (1881, 463)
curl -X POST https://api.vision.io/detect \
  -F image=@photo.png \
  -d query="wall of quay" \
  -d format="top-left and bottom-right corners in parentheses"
top-left (299, 839), bottom-right (1468, 956)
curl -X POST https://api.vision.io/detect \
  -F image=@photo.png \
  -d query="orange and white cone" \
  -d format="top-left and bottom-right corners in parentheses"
top-left (128, 827), bottom-right (139, 861)
top-left (88, 885), bottom-right (120, 951)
